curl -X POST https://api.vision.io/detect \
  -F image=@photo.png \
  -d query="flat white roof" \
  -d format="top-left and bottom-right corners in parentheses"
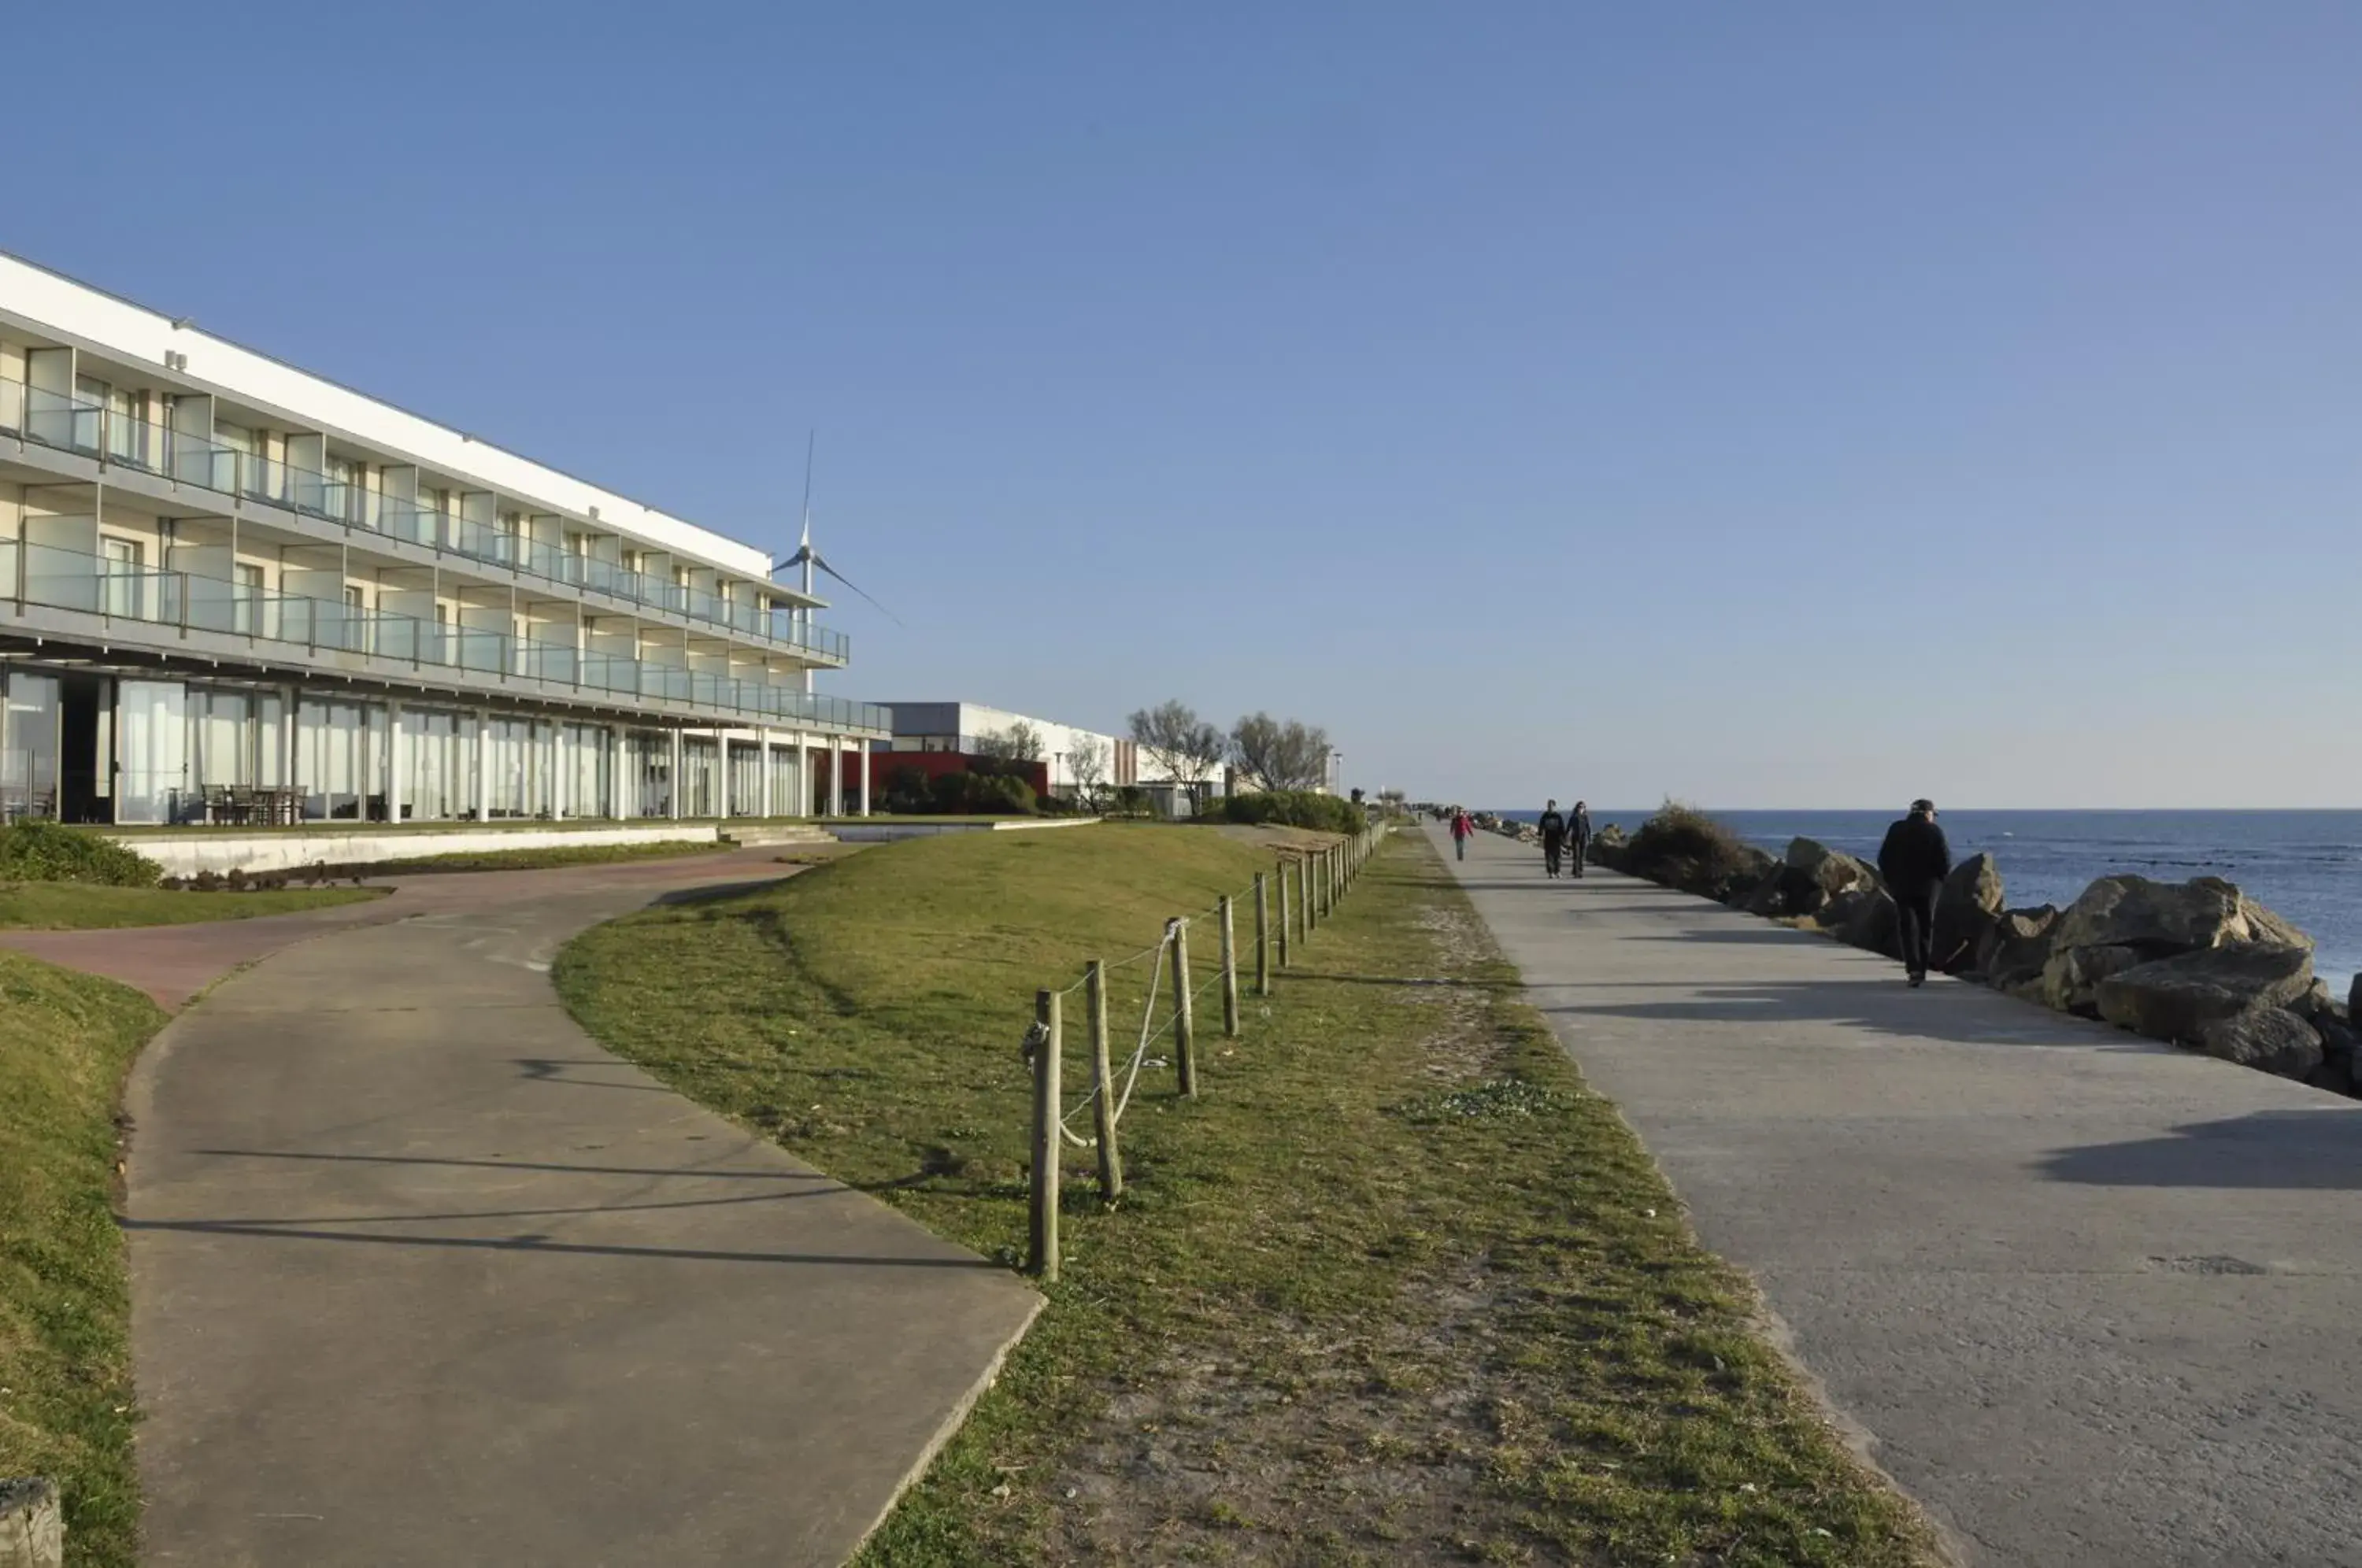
top-left (0, 250), bottom-right (774, 579)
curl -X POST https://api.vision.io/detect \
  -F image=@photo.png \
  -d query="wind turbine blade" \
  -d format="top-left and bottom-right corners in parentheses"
top-left (799, 430), bottom-right (816, 548)
top-left (813, 554), bottom-right (902, 626)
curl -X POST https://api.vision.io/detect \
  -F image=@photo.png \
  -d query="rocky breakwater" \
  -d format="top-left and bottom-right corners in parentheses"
top-left (1592, 806), bottom-right (2356, 1097)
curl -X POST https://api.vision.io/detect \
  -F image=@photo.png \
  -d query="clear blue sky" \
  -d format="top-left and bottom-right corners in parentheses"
top-left (14, 4), bottom-right (2360, 808)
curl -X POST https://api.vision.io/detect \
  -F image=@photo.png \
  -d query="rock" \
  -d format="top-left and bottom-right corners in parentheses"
top-left (2313, 1013), bottom-right (2360, 1067)
top-left (1784, 838), bottom-right (1879, 912)
top-left (2305, 1056), bottom-right (2355, 1097)
top-left (1834, 888), bottom-right (1901, 959)
top-left (2295, 978), bottom-right (2338, 1021)
top-left (2042, 943), bottom-right (2149, 1017)
top-left (1975, 905), bottom-right (2059, 990)
top-left (2239, 897), bottom-right (2312, 952)
top-left (2053, 875), bottom-right (2314, 957)
top-left (2193, 1006), bottom-right (2323, 1080)
top-left (2094, 943), bottom-right (2316, 1043)
top-left (0, 1477), bottom-right (61, 1568)
top-left (2349, 970), bottom-right (2362, 1023)
top-left (1932, 853), bottom-right (2005, 974)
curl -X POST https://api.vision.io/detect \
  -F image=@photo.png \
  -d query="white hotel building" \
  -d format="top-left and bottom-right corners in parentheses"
top-left (0, 253), bottom-right (885, 827)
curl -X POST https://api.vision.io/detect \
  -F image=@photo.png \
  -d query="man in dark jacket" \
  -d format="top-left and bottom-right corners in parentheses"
top-left (1538, 800), bottom-right (1568, 878)
top-left (1877, 798), bottom-right (1952, 987)
top-left (1568, 801), bottom-right (1593, 878)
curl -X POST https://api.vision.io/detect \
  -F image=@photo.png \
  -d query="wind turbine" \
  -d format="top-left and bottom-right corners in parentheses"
top-left (772, 433), bottom-right (899, 623)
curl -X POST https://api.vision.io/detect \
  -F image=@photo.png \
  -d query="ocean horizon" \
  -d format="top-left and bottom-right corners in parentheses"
top-left (1488, 808), bottom-right (2362, 993)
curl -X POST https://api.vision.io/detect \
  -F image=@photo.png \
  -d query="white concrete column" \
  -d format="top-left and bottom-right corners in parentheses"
top-left (669, 728), bottom-right (683, 819)
top-left (758, 729), bottom-right (773, 818)
top-left (475, 708), bottom-right (491, 821)
top-left (795, 732), bottom-right (813, 815)
top-left (387, 700), bottom-right (405, 823)
top-left (554, 723), bottom-right (571, 820)
top-left (828, 734), bottom-right (845, 817)
top-left (280, 686), bottom-right (298, 812)
top-left (718, 732), bottom-right (732, 819)
top-left (859, 741), bottom-right (872, 818)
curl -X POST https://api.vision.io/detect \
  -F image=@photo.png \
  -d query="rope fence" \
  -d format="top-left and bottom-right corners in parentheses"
top-left (1020, 819), bottom-right (1390, 1280)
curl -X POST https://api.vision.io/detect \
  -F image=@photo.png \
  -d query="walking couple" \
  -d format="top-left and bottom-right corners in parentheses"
top-left (1538, 799), bottom-right (1590, 878)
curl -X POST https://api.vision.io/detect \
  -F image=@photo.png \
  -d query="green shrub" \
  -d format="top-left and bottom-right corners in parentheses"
top-left (1201, 790), bottom-right (1368, 835)
top-left (1620, 801), bottom-right (1768, 898)
top-left (0, 823), bottom-right (162, 888)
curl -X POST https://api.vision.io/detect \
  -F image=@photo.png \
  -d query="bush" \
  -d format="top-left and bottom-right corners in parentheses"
top-left (1620, 801), bottom-right (1769, 900)
top-left (0, 822), bottom-right (162, 887)
top-left (1200, 790), bottom-right (1368, 835)
top-left (924, 771), bottom-right (1038, 816)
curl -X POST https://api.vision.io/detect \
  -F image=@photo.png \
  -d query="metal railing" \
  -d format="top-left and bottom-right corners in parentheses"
top-left (0, 375), bottom-right (850, 663)
top-left (0, 538), bottom-right (887, 734)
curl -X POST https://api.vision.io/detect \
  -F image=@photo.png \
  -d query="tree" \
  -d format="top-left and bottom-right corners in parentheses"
top-left (1128, 700), bottom-right (1226, 802)
top-left (1067, 734), bottom-right (1109, 808)
top-left (1228, 712), bottom-right (1332, 792)
top-left (975, 720), bottom-right (1044, 763)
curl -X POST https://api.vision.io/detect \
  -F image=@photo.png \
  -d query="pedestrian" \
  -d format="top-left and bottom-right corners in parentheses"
top-left (1538, 798), bottom-right (1568, 878)
top-left (1876, 797), bottom-right (1953, 987)
top-left (1449, 805), bottom-right (1475, 861)
top-left (1569, 800), bottom-right (1592, 878)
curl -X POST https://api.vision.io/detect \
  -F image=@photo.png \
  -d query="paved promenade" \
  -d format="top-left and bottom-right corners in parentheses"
top-left (1438, 823), bottom-right (2362, 1568)
top-left (81, 850), bottom-right (1038, 1566)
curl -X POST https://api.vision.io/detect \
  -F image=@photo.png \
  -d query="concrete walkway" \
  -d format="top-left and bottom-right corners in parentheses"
top-left (103, 851), bottom-right (1039, 1566)
top-left (1436, 823), bottom-right (2362, 1568)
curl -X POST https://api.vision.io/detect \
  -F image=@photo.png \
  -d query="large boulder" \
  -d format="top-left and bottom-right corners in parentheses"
top-left (2093, 943), bottom-right (2316, 1044)
top-left (1975, 904), bottom-right (2060, 990)
top-left (1784, 838), bottom-right (1879, 912)
top-left (2042, 943), bottom-right (2149, 1017)
top-left (2194, 1007), bottom-right (2323, 1081)
top-left (1931, 853), bottom-right (2005, 974)
top-left (1820, 887), bottom-right (1901, 959)
top-left (2052, 875), bottom-right (2312, 956)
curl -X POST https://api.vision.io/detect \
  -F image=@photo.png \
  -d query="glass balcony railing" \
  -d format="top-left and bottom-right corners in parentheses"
top-left (0, 375), bottom-right (850, 664)
top-left (0, 538), bottom-right (888, 734)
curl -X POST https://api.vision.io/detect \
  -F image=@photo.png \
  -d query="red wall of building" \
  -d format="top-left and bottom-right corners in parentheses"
top-left (853, 749), bottom-right (1050, 798)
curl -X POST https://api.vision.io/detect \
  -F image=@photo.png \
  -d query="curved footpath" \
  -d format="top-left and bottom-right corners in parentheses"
top-left (1437, 821), bottom-right (2362, 1566)
top-left (20, 849), bottom-right (1039, 1566)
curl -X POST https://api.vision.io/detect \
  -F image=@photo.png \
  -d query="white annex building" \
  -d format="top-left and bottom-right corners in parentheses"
top-left (879, 701), bottom-right (1135, 796)
top-left (0, 252), bottom-right (886, 827)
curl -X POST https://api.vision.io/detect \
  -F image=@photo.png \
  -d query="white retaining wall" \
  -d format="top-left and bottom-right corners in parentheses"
top-left (110, 823), bottom-right (722, 877)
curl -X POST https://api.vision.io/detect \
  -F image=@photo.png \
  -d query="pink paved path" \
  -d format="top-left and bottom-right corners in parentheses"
top-left (0, 846), bottom-right (796, 1008)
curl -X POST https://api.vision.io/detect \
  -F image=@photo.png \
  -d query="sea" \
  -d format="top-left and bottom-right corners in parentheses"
top-left (1491, 809), bottom-right (2362, 993)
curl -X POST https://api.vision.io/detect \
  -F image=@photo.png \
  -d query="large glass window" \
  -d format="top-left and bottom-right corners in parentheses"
top-left (117, 680), bottom-right (189, 824)
top-left (565, 723), bottom-right (611, 819)
top-left (680, 737), bottom-right (718, 818)
top-left (190, 687), bottom-right (255, 788)
top-left (768, 744), bottom-right (801, 819)
top-left (627, 729), bottom-right (672, 818)
top-left (2, 670), bottom-right (61, 821)
top-left (727, 738), bottom-right (763, 817)
top-left (401, 706), bottom-right (470, 821)
top-left (297, 697), bottom-right (386, 820)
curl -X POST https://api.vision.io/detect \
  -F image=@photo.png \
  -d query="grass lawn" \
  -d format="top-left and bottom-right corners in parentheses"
top-left (348, 839), bottom-right (727, 875)
top-left (556, 827), bottom-right (1932, 1566)
top-left (0, 882), bottom-right (387, 930)
top-left (0, 951), bottom-right (168, 1568)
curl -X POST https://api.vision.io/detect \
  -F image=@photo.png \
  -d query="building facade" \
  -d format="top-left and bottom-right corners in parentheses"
top-left (0, 253), bottom-right (886, 827)
top-left (878, 701), bottom-right (1135, 798)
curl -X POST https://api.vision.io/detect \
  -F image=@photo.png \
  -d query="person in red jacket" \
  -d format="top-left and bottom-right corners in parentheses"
top-left (1449, 806), bottom-right (1475, 860)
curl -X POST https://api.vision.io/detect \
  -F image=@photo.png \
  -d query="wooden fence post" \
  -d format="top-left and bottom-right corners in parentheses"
top-left (1087, 960), bottom-right (1122, 1200)
top-left (1276, 866), bottom-right (1292, 969)
top-left (1253, 871), bottom-right (1272, 997)
top-left (1219, 893), bottom-right (1240, 1038)
top-left (1171, 917), bottom-right (1198, 1098)
top-left (1299, 856), bottom-right (1314, 940)
top-left (1027, 988), bottom-right (1061, 1281)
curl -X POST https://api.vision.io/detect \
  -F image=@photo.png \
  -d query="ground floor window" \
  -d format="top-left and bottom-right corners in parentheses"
top-left (297, 697), bottom-right (389, 820)
top-left (680, 737), bottom-right (718, 819)
top-left (626, 729), bottom-right (672, 818)
top-left (564, 723), bottom-right (613, 819)
top-left (727, 737), bottom-right (763, 816)
top-left (402, 706), bottom-right (472, 821)
top-left (1, 669), bottom-right (61, 822)
top-left (487, 716), bottom-right (555, 819)
top-left (768, 743), bottom-right (800, 819)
